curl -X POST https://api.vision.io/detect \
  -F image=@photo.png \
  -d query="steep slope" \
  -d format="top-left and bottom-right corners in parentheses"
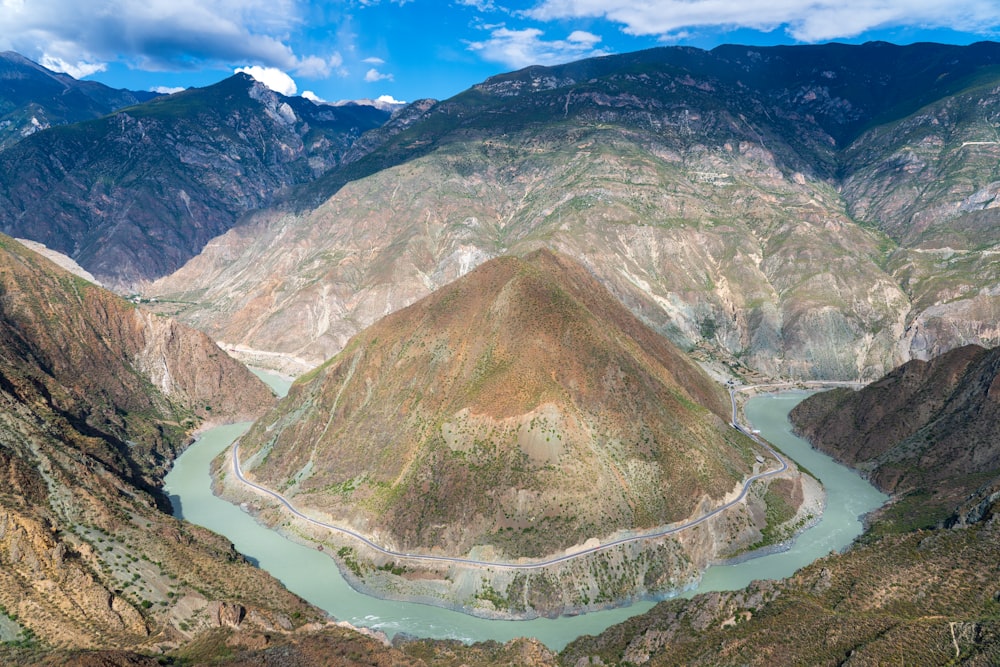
top-left (0, 234), bottom-right (274, 485)
top-left (150, 42), bottom-right (1000, 380)
top-left (561, 347), bottom-right (1000, 666)
top-left (221, 251), bottom-right (819, 617)
top-left (0, 74), bottom-right (389, 288)
top-left (236, 249), bottom-right (752, 557)
top-left (561, 511), bottom-right (1000, 666)
top-left (839, 85), bottom-right (1000, 361)
top-left (790, 344), bottom-right (1000, 533)
top-left (0, 235), bottom-right (316, 650)
top-left (0, 52), bottom-right (157, 151)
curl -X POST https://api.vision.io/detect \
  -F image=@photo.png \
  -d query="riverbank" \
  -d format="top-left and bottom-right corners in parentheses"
top-left (166, 389), bottom-right (885, 648)
top-left (213, 411), bottom-right (821, 620)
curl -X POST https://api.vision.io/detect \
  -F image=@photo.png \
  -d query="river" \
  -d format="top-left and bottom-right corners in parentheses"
top-left (163, 382), bottom-right (886, 651)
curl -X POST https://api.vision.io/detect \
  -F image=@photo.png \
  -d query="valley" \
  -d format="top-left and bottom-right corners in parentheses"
top-left (0, 40), bottom-right (998, 665)
top-left (211, 250), bottom-right (827, 618)
top-left (166, 384), bottom-right (882, 650)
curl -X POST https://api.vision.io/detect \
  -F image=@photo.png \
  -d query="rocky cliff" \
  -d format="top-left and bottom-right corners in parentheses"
top-left (150, 42), bottom-right (1000, 380)
top-left (790, 343), bottom-right (1000, 533)
top-left (0, 235), bottom-right (317, 650)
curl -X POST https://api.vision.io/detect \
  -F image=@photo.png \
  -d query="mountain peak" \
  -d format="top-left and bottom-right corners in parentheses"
top-left (238, 250), bottom-right (751, 561)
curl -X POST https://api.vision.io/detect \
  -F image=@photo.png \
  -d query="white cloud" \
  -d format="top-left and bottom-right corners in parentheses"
top-left (457, 0), bottom-right (498, 10)
top-left (39, 54), bottom-right (107, 79)
top-left (466, 27), bottom-right (609, 69)
top-left (151, 85), bottom-right (185, 94)
top-left (376, 94), bottom-right (405, 104)
top-left (363, 56), bottom-right (385, 64)
top-left (235, 65), bottom-right (297, 95)
top-left (525, 0), bottom-right (1000, 43)
top-left (566, 30), bottom-right (602, 45)
top-left (364, 67), bottom-right (394, 82)
top-left (301, 90), bottom-right (325, 103)
top-left (0, 0), bottom-right (344, 79)
top-left (295, 53), bottom-right (347, 78)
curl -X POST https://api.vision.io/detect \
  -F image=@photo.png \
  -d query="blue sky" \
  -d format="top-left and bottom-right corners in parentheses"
top-left (2, 1), bottom-right (999, 104)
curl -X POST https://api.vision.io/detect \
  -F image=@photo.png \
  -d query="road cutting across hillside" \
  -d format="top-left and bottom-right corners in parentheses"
top-left (224, 381), bottom-right (840, 570)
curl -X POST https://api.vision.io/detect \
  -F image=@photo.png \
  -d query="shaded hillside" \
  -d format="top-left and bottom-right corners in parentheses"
top-left (790, 344), bottom-right (1000, 532)
top-left (151, 42), bottom-right (1000, 380)
top-left (237, 250), bottom-right (755, 560)
top-left (0, 52), bottom-right (157, 151)
top-left (0, 74), bottom-right (388, 288)
top-left (560, 507), bottom-right (1000, 666)
top-left (0, 236), bottom-right (333, 651)
top-left (0, 234), bottom-right (274, 487)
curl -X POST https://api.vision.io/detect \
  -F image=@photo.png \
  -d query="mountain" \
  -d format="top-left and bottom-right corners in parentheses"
top-left (0, 51), bottom-right (158, 151)
top-left (558, 346), bottom-right (1000, 665)
top-left (0, 73), bottom-right (390, 289)
top-left (225, 250), bottom-right (817, 617)
top-left (790, 343), bottom-right (1000, 534)
top-left (560, 505), bottom-right (1000, 665)
top-left (149, 42), bottom-right (1000, 380)
top-left (0, 234), bottom-right (328, 650)
top-left (0, 233), bottom-right (276, 479)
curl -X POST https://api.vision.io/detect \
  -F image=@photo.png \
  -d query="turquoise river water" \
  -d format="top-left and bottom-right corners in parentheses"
top-left (163, 382), bottom-right (886, 651)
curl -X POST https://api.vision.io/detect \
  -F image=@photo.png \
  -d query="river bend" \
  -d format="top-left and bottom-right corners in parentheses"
top-left (163, 385), bottom-right (886, 651)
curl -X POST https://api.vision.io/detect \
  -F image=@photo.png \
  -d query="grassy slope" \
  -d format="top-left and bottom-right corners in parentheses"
top-left (239, 249), bottom-right (755, 559)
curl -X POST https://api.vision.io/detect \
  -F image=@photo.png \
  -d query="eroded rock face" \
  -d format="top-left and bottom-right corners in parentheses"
top-left (211, 602), bottom-right (247, 628)
top-left (0, 236), bottom-right (321, 649)
top-left (0, 509), bottom-right (150, 647)
top-left (150, 43), bottom-right (1000, 381)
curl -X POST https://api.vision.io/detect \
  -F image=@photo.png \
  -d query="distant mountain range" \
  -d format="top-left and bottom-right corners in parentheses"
top-left (146, 41), bottom-right (1000, 380)
top-left (0, 51), bottom-right (158, 151)
top-left (0, 65), bottom-right (390, 288)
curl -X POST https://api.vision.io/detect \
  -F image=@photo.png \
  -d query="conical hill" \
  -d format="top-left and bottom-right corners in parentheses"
top-left (238, 249), bottom-right (754, 558)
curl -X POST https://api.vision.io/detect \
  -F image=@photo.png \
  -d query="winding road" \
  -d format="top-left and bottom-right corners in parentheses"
top-left (229, 385), bottom-right (797, 571)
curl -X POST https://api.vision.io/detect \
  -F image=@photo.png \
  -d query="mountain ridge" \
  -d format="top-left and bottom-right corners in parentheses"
top-left (0, 72), bottom-right (390, 288)
top-left (148, 41), bottom-right (1000, 381)
top-left (0, 51), bottom-right (158, 151)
